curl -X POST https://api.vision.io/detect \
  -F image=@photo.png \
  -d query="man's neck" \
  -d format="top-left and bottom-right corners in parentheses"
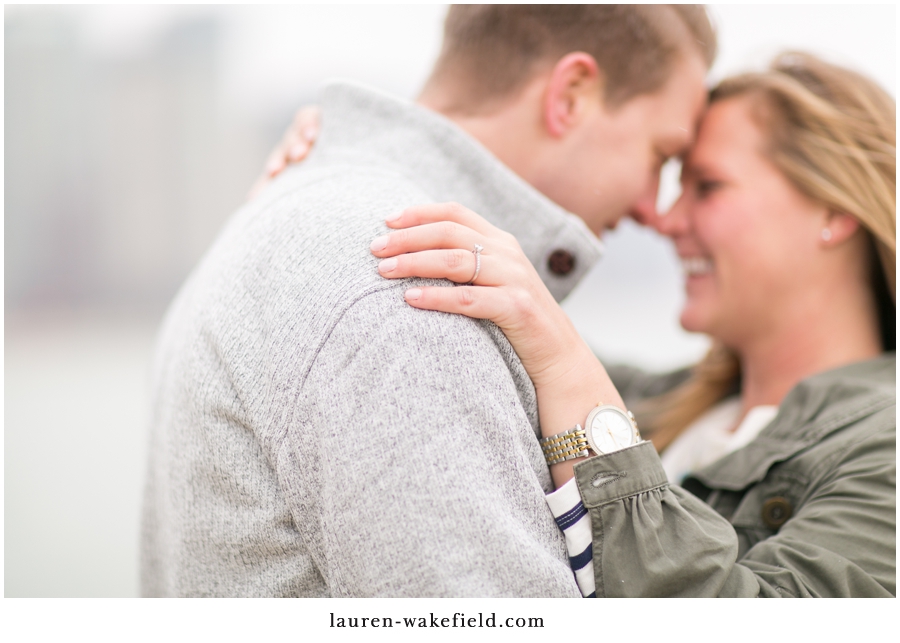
top-left (416, 79), bottom-right (548, 187)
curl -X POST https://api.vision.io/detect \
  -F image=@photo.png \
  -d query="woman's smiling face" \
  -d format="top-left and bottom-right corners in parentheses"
top-left (656, 96), bottom-right (832, 350)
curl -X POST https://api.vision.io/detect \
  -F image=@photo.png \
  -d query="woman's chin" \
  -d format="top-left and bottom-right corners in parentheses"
top-left (679, 307), bottom-right (712, 335)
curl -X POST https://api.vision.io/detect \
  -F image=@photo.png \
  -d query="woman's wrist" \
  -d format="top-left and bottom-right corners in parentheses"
top-left (531, 334), bottom-right (624, 488)
top-left (524, 307), bottom-right (594, 389)
top-left (533, 319), bottom-right (623, 421)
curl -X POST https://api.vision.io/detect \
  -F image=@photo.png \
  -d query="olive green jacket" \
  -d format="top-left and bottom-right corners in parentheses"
top-left (575, 354), bottom-right (895, 597)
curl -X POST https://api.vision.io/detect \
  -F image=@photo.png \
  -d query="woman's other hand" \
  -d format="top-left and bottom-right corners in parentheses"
top-left (248, 106), bottom-right (321, 200)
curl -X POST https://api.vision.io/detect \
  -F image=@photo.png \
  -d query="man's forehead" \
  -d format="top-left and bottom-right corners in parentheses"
top-left (660, 59), bottom-right (710, 154)
top-left (659, 101), bottom-right (706, 157)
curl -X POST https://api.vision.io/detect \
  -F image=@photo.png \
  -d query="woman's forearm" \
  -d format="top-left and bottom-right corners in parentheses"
top-left (532, 315), bottom-right (625, 488)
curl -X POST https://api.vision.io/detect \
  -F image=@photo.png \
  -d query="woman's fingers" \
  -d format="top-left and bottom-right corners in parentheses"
top-left (404, 285), bottom-right (508, 320)
top-left (386, 202), bottom-right (499, 237)
top-left (263, 107), bottom-right (322, 177)
top-left (370, 221), bottom-right (484, 258)
top-left (292, 106), bottom-right (321, 143)
top-left (281, 107), bottom-right (321, 165)
top-left (264, 147), bottom-right (289, 177)
top-left (285, 138), bottom-right (311, 164)
top-left (378, 249), bottom-right (500, 285)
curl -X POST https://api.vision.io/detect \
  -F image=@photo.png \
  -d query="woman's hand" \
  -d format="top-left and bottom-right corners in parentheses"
top-left (370, 202), bottom-right (583, 388)
top-left (248, 106), bottom-right (321, 200)
top-left (371, 203), bottom-right (626, 486)
top-left (371, 202), bottom-right (625, 480)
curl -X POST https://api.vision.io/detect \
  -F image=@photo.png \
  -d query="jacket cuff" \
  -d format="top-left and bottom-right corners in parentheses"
top-left (573, 441), bottom-right (668, 508)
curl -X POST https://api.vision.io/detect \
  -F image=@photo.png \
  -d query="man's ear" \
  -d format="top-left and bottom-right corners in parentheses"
top-left (821, 210), bottom-right (861, 246)
top-left (542, 53), bottom-right (602, 138)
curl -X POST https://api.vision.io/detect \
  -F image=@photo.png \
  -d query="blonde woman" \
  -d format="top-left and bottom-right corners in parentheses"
top-left (265, 53), bottom-right (895, 596)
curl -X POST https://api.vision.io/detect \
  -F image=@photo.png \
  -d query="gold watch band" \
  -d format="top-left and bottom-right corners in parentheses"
top-left (538, 425), bottom-right (590, 466)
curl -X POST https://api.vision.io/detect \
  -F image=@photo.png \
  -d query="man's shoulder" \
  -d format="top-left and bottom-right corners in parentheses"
top-left (316, 281), bottom-right (534, 388)
top-left (243, 160), bottom-right (430, 254)
top-left (251, 159), bottom-right (422, 219)
top-left (180, 161), bottom-right (433, 316)
top-left (312, 278), bottom-right (515, 366)
top-left (153, 159), bottom-right (440, 388)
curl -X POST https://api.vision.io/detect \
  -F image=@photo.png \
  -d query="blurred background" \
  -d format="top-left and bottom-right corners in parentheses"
top-left (4, 4), bottom-right (895, 597)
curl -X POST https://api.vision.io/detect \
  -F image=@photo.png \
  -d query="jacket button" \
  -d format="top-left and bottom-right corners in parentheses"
top-left (761, 497), bottom-right (793, 529)
top-left (548, 249), bottom-right (576, 276)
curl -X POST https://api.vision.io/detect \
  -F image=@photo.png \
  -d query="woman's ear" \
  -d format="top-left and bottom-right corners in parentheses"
top-left (542, 52), bottom-right (602, 138)
top-left (821, 211), bottom-right (861, 246)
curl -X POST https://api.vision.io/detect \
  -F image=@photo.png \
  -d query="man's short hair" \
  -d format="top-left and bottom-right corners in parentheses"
top-left (427, 4), bottom-right (717, 113)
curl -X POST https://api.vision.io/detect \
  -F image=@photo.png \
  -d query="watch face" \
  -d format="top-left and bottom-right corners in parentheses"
top-left (586, 406), bottom-right (636, 454)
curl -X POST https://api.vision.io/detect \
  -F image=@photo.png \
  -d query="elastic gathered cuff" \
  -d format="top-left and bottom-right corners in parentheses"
top-left (573, 441), bottom-right (669, 508)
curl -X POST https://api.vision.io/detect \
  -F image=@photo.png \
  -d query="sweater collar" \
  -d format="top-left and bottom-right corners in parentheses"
top-left (316, 81), bottom-right (603, 303)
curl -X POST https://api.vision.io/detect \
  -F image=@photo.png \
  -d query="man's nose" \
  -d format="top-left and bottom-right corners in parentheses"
top-left (628, 177), bottom-right (660, 227)
top-left (653, 192), bottom-right (690, 238)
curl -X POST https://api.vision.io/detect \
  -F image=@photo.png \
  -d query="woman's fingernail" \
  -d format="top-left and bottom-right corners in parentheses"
top-left (386, 210), bottom-right (403, 222)
top-left (301, 126), bottom-right (318, 141)
top-left (266, 158), bottom-right (284, 174)
top-left (370, 236), bottom-right (388, 252)
top-left (379, 258), bottom-right (397, 273)
top-left (289, 142), bottom-right (307, 159)
top-left (405, 288), bottom-right (422, 301)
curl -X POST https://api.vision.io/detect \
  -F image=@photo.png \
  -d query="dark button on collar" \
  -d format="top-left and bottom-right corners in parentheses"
top-left (548, 249), bottom-right (576, 276)
top-left (761, 497), bottom-right (793, 529)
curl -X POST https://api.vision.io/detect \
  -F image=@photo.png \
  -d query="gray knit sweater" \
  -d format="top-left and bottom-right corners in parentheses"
top-left (141, 81), bottom-right (601, 597)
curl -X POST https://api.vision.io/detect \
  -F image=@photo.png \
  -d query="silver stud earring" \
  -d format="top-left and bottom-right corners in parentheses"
top-left (821, 228), bottom-right (833, 242)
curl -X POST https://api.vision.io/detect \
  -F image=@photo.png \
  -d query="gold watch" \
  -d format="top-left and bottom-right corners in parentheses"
top-left (539, 404), bottom-right (641, 466)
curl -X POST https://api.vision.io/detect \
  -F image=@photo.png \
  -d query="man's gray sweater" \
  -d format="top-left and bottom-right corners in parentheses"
top-left (141, 82), bottom-right (601, 597)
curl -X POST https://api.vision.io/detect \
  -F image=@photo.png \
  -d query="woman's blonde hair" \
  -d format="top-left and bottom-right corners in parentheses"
top-left (641, 51), bottom-right (896, 452)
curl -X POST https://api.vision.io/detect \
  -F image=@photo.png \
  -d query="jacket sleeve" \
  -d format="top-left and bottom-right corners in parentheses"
top-left (573, 420), bottom-right (896, 597)
top-left (276, 285), bottom-right (582, 597)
